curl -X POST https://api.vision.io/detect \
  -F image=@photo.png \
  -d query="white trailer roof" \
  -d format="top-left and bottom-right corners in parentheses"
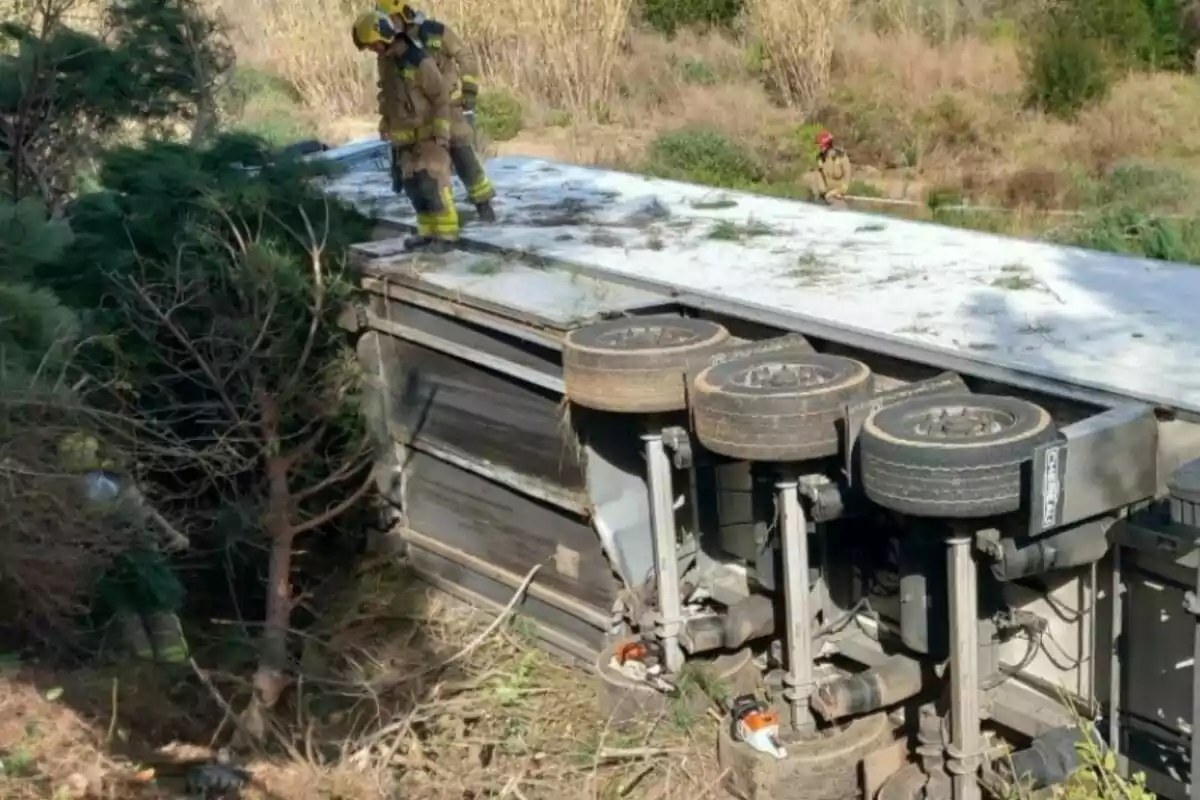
top-left (324, 146), bottom-right (1200, 416)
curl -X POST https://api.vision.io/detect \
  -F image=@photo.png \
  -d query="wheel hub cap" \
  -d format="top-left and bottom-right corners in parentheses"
top-left (912, 406), bottom-right (1016, 439)
top-left (733, 362), bottom-right (834, 390)
top-left (596, 325), bottom-right (700, 348)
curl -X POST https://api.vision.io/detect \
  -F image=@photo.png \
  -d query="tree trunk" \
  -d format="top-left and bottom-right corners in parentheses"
top-left (243, 451), bottom-right (296, 742)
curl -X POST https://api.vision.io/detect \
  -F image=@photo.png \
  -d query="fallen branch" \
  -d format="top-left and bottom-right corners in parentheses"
top-left (369, 562), bottom-right (544, 691)
top-left (595, 746), bottom-right (691, 761)
top-left (348, 563), bottom-right (546, 765)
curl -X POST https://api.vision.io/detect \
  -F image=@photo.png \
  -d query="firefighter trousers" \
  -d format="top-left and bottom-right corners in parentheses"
top-left (448, 107), bottom-right (495, 206)
top-left (391, 140), bottom-right (460, 241)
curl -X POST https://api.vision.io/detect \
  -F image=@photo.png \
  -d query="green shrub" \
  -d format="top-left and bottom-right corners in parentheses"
top-left (476, 90), bottom-right (523, 142)
top-left (644, 128), bottom-right (765, 186)
top-left (744, 40), bottom-right (767, 75)
top-left (641, 0), bottom-right (743, 36)
top-left (679, 58), bottom-right (718, 85)
top-left (1022, 0), bottom-right (1192, 118)
top-left (1023, 0), bottom-right (1188, 118)
top-left (1058, 208), bottom-right (1200, 262)
top-left (223, 66), bottom-right (315, 148)
top-left (1074, 0), bottom-right (1185, 69)
top-left (1140, 0), bottom-right (1186, 68)
top-left (848, 180), bottom-right (884, 198)
top-left (545, 109), bottom-right (572, 127)
top-left (1093, 162), bottom-right (1194, 209)
top-left (1023, 10), bottom-right (1111, 119)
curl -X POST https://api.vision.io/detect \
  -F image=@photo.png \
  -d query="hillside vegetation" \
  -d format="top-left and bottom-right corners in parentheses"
top-left (211, 0), bottom-right (1200, 256)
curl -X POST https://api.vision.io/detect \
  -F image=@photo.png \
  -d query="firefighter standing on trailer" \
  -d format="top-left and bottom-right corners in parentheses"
top-left (815, 129), bottom-right (851, 207)
top-left (376, 1), bottom-right (497, 222)
top-left (353, 10), bottom-right (459, 252)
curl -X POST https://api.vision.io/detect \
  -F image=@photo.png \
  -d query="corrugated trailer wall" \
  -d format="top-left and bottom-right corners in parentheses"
top-left (348, 241), bottom-right (673, 667)
top-left (357, 296), bottom-right (616, 664)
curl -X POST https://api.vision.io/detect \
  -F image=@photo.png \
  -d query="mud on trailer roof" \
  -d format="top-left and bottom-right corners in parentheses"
top-left (321, 141), bottom-right (1200, 420)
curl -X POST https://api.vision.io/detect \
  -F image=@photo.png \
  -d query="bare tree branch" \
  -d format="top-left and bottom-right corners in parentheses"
top-left (289, 468), bottom-right (376, 538)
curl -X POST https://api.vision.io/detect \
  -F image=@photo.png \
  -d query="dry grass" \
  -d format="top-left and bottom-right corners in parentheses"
top-left (746, 0), bottom-right (849, 110)
top-left (0, 562), bottom-right (721, 800)
top-left (211, 0), bottom-right (636, 122)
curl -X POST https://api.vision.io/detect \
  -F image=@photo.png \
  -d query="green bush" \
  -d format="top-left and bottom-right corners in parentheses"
top-left (1023, 10), bottom-right (1111, 119)
top-left (475, 90), bottom-right (523, 142)
top-left (1140, 0), bottom-right (1186, 68)
top-left (1093, 162), bottom-right (1194, 209)
top-left (0, 0), bottom-right (232, 203)
top-left (1058, 208), bottom-right (1200, 262)
top-left (644, 128), bottom-right (765, 186)
top-left (641, 0), bottom-right (743, 36)
top-left (1023, 0), bottom-right (1189, 119)
top-left (1075, 0), bottom-right (1185, 69)
top-left (679, 58), bottom-right (718, 86)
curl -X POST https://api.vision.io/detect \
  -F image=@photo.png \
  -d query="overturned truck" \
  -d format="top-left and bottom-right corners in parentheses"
top-left (320, 139), bottom-right (1200, 800)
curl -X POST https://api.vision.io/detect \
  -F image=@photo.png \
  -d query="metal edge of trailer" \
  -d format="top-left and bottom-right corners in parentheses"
top-left (356, 228), bottom-right (672, 336)
top-left (361, 276), bottom-right (567, 351)
top-left (367, 313), bottom-right (565, 395)
top-left (363, 218), bottom-right (1200, 423)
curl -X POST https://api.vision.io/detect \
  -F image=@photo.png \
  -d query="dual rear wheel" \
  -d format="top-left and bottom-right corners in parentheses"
top-left (563, 316), bottom-right (1055, 516)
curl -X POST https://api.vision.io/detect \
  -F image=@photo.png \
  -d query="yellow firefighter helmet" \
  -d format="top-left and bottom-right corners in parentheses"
top-left (352, 10), bottom-right (398, 50)
top-left (376, 0), bottom-right (423, 25)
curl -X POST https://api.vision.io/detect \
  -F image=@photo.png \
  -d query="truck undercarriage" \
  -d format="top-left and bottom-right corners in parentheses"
top-left (320, 139), bottom-right (1200, 800)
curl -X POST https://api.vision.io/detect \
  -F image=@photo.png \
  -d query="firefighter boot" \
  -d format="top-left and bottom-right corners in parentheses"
top-left (145, 610), bottom-right (190, 664)
top-left (475, 200), bottom-right (496, 223)
top-left (114, 609), bottom-right (155, 661)
top-left (403, 235), bottom-right (455, 254)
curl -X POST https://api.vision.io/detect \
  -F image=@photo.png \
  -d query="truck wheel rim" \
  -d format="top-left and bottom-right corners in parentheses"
top-left (910, 405), bottom-right (1016, 439)
top-left (595, 324), bottom-right (703, 349)
top-left (732, 361), bottom-right (835, 390)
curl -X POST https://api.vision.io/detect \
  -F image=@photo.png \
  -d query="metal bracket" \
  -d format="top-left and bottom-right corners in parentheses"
top-left (1029, 404), bottom-right (1158, 536)
top-left (975, 528), bottom-right (1003, 561)
top-left (661, 426), bottom-right (693, 469)
top-left (799, 474), bottom-right (846, 522)
top-left (1111, 503), bottom-right (1200, 564)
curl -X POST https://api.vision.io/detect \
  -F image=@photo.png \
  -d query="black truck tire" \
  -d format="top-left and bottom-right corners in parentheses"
top-left (563, 316), bottom-right (730, 413)
top-left (692, 353), bottom-right (873, 461)
top-left (860, 392), bottom-right (1058, 518)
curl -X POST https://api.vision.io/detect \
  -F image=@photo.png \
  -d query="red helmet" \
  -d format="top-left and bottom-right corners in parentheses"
top-left (816, 130), bottom-right (834, 149)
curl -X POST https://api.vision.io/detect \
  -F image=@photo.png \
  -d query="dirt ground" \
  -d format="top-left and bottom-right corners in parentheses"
top-left (0, 562), bottom-right (726, 799)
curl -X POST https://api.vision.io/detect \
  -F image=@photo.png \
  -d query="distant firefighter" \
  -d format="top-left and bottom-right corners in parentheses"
top-left (815, 130), bottom-right (851, 207)
top-left (377, 1), bottom-right (497, 223)
top-left (353, 10), bottom-right (459, 252)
